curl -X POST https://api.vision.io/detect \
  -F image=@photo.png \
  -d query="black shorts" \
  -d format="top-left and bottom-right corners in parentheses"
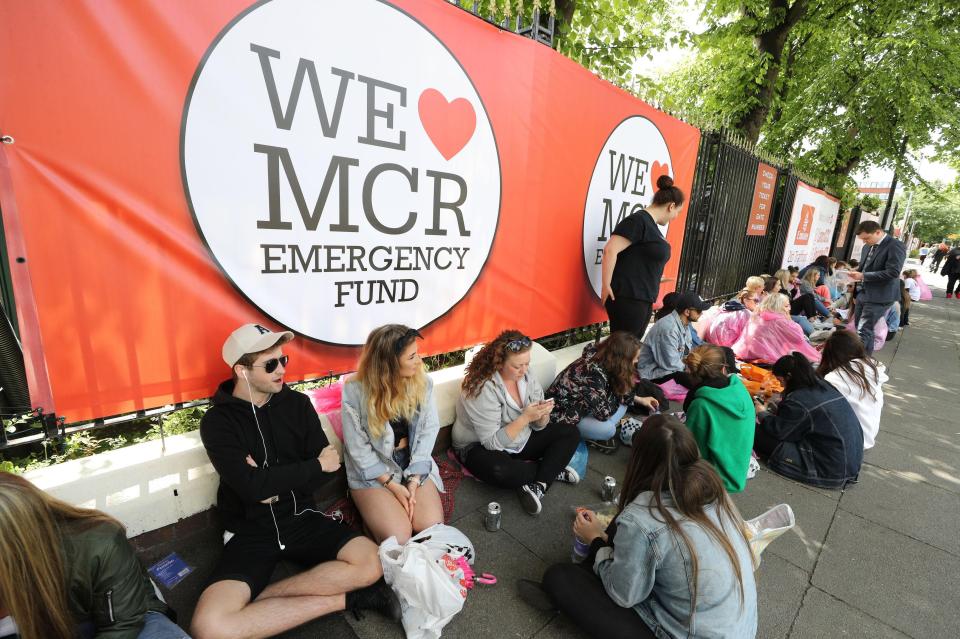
top-left (207, 511), bottom-right (362, 599)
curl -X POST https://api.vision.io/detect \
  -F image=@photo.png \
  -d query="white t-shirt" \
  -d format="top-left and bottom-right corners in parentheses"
top-left (904, 277), bottom-right (921, 301)
top-left (823, 360), bottom-right (888, 449)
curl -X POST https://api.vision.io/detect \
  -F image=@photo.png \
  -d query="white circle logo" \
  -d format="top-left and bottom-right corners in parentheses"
top-left (582, 116), bottom-right (672, 299)
top-left (182, 0), bottom-right (500, 345)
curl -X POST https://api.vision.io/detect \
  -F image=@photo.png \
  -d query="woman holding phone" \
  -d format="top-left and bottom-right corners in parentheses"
top-left (341, 325), bottom-right (444, 544)
top-left (453, 330), bottom-right (581, 516)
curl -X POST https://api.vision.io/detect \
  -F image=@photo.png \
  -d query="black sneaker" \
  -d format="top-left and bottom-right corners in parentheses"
top-left (555, 465), bottom-right (580, 484)
top-left (346, 578), bottom-right (401, 622)
top-left (586, 437), bottom-right (619, 455)
top-left (518, 482), bottom-right (545, 515)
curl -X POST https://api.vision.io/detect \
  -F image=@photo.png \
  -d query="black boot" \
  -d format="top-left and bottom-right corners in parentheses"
top-left (346, 578), bottom-right (402, 622)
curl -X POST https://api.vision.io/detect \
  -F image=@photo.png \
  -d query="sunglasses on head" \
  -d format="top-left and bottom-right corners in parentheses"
top-left (394, 328), bottom-right (423, 355)
top-left (505, 336), bottom-right (532, 352)
top-left (250, 355), bottom-right (288, 374)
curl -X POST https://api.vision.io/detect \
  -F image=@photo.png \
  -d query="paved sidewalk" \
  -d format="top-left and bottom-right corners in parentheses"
top-left (158, 258), bottom-right (958, 638)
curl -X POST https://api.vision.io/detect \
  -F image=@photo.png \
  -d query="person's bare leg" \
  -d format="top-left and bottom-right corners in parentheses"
top-left (256, 536), bottom-right (381, 600)
top-left (352, 486), bottom-right (414, 544)
top-left (411, 480), bottom-right (445, 532)
top-left (190, 580), bottom-right (345, 639)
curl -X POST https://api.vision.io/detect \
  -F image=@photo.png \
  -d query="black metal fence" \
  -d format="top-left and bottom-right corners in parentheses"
top-left (677, 131), bottom-right (804, 301)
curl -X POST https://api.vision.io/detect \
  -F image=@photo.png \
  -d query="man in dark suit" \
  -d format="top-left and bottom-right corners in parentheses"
top-left (847, 220), bottom-right (907, 354)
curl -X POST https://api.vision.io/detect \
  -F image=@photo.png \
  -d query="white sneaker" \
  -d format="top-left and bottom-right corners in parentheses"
top-left (555, 466), bottom-right (580, 484)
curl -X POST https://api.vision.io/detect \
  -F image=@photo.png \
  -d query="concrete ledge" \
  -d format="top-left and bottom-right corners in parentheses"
top-left (26, 339), bottom-right (592, 538)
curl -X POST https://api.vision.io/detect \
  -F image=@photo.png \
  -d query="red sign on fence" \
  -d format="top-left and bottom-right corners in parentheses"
top-left (746, 162), bottom-right (777, 236)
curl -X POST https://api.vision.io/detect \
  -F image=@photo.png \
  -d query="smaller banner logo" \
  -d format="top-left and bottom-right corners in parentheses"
top-left (582, 116), bottom-right (672, 298)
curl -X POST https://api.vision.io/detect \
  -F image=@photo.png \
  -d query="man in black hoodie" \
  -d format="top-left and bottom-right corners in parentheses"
top-left (190, 324), bottom-right (399, 639)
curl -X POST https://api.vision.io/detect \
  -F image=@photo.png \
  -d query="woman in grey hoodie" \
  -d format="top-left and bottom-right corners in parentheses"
top-left (453, 330), bottom-right (580, 516)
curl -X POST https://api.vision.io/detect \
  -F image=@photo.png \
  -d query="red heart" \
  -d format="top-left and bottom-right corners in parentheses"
top-left (418, 89), bottom-right (476, 161)
top-left (651, 161), bottom-right (671, 190)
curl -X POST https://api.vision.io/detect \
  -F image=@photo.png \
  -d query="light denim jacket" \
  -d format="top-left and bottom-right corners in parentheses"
top-left (593, 492), bottom-right (757, 639)
top-left (638, 311), bottom-right (692, 379)
top-left (340, 377), bottom-right (443, 492)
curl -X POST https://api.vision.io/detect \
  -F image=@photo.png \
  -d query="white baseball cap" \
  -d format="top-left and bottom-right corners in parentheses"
top-left (222, 323), bottom-right (294, 367)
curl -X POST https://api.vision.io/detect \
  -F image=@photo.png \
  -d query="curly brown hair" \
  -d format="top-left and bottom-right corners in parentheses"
top-left (594, 332), bottom-right (641, 396)
top-left (462, 329), bottom-right (531, 398)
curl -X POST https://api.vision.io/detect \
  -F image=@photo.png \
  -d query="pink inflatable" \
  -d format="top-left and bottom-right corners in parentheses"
top-left (733, 311), bottom-right (822, 363)
top-left (914, 274), bottom-right (933, 301)
top-left (705, 309), bottom-right (752, 347)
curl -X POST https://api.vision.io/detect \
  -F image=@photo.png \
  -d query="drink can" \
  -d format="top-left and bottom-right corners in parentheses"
top-left (572, 534), bottom-right (590, 562)
top-left (484, 502), bottom-right (502, 532)
top-left (601, 476), bottom-right (617, 502)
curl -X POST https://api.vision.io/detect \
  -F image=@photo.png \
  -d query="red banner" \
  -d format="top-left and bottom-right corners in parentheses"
top-left (746, 162), bottom-right (777, 236)
top-left (0, 0), bottom-right (700, 422)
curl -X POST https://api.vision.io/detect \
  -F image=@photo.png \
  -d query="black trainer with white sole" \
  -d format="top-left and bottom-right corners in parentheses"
top-left (518, 482), bottom-right (545, 515)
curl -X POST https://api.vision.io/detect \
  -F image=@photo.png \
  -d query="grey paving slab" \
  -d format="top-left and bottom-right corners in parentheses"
top-left (754, 552), bottom-right (809, 639)
top-left (531, 614), bottom-right (592, 639)
top-left (732, 468), bottom-right (840, 572)
top-left (840, 464), bottom-right (960, 556)
top-left (346, 510), bottom-right (554, 639)
top-left (789, 587), bottom-right (910, 639)
top-left (498, 469), bottom-right (610, 565)
top-left (448, 473), bottom-right (509, 524)
top-left (812, 510), bottom-right (960, 638)
top-left (863, 431), bottom-right (960, 495)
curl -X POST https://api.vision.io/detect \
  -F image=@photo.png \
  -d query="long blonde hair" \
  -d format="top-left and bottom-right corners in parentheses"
top-left (355, 324), bottom-right (427, 439)
top-left (0, 472), bottom-right (123, 639)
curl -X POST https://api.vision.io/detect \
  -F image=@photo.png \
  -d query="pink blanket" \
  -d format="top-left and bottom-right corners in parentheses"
top-left (705, 309), bottom-right (751, 347)
top-left (306, 382), bottom-right (345, 440)
top-left (733, 311), bottom-right (821, 363)
top-left (914, 274), bottom-right (933, 301)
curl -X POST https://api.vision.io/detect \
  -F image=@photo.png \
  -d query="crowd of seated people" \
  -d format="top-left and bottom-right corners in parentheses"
top-left (4, 250), bottom-right (915, 639)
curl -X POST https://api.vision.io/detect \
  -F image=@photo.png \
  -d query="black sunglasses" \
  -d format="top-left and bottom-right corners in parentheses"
top-left (505, 336), bottom-right (532, 352)
top-left (250, 355), bottom-right (288, 374)
top-left (394, 328), bottom-right (423, 355)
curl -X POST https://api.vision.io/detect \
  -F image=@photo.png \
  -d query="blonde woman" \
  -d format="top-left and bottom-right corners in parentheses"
top-left (735, 276), bottom-right (765, 311)
top-left (733, 293), bottom-right (821, 363)
top-left (342, 325), bottom-right (444, 545)
top-left (0, 472), bottom-right (187, 639)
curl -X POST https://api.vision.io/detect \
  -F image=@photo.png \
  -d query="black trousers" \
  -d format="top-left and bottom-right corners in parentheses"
top-left (542, 562), bottom-right (656, 639)
top-left (605, 297), bottom-right (654, 339)
top-left (463, 423), bottom-right (580, 488)
top-left (754, 423), bottom-right (780, 458)
top-left (947, 274), bottom-right (959, 296)
top-left (790, 293), bottom-right (818, 318)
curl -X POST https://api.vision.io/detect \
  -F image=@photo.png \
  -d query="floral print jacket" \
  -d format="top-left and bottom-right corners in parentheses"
top-left (547, 343), bottom-right (646, 427)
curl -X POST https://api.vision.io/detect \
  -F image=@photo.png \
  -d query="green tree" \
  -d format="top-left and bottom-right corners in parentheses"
top-left (903, 186), bottom-right (960, 244)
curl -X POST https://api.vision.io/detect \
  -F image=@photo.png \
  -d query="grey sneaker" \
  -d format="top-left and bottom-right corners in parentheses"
top-left (586, 437), bottom-right (619, 454)
top-left (518, 482), bottom-right (545, 515)
top-left (555, 465), bottom-right (580, 484)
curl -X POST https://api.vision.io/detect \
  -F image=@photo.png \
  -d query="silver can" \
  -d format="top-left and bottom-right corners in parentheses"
top-left (484, 502), bottom-right (502, 532)
top-left (601, 476), bottom-right (617, 502)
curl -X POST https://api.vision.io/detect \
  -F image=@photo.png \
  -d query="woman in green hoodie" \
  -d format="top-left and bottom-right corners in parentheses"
top-left (681, 345), bottom-right (755, 492)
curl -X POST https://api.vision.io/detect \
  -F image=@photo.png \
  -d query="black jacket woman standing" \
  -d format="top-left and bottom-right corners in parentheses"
top-left (600, 176), bottom-right (685, 339)
top-left (940, 246), bottom-right (960, 298)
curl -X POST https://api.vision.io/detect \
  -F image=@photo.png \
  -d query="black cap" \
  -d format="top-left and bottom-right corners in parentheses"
top-left (674, 292), bottom-right (711, 312)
